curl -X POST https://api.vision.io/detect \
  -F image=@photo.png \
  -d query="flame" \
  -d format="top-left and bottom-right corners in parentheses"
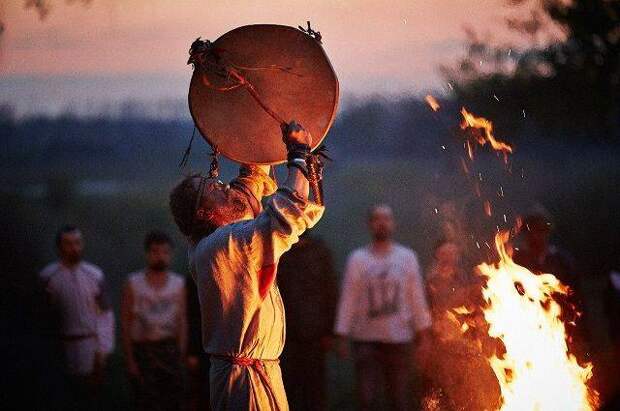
top-left (477, 231), bottom-right (597, 411)
top-left (425, 95), bottom-right (440, 112)
top-left (453, 305), bottom-right (473, 315)
top-left (460, 108), bottom-right (513, 158)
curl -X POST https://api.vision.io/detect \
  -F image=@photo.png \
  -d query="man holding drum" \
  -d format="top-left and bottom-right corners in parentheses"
top-left (169, 122), bottom-right (323, 410)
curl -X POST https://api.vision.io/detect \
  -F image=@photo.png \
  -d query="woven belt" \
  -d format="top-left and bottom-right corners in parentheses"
top-left (211, 355), bottom-right (281, 410)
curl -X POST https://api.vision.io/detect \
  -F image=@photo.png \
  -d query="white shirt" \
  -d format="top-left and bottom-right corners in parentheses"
top-left (127, 271), bottom-right (184, 342)
top-left (334, 243), bottom-right (431, 343)
top-left (40, 261), bottom-right (106, 337)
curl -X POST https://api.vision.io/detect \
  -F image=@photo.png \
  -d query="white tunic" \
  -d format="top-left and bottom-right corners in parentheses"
top-left (334, 244), bottom-right (432, 343)
top-left (39, 261), bottom-right (112, 375)
top-left (127, 271), bottom-right (184, 342)
top-left (189, 187), bottom-right (324, 410)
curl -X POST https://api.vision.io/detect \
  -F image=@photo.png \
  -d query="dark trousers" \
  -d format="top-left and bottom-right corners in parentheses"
top-left (132, 339), bottom-right (184, 411)
top-left (65, 374), bottom-right (103, 411)
top-left (352, 341), bottom-right (412, 411)
top-left (188, 354), bottom-right (211, 411)
top-left (281, 339), bottom-right (328, 411)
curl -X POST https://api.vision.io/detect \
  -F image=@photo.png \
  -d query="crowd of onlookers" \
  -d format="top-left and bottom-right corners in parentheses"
top-left (36, 203), bottom-right (617, 410)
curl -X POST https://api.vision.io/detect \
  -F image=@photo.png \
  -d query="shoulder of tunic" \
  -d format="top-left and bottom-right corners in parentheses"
top-left (80, 261), bottom-right (104, 281)
top-left (393, 243), bottom-right (418, 260)
top-left (39, 262), bottom-right (62, 281)
top-left (195, 224), bottom-right (236, 255)
top-left (168, 272), bottom-right (185, 288)
top-left (126, 270), bottom-right (144, 285)
top-left (349, 246), bottom-right (370, 262)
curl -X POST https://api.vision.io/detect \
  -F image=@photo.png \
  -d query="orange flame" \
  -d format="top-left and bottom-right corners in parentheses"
top-left (460, 108), bottom-right (513, 158)
top-left (425, 95), bottom-right (440, 112)
top-left (476, 231), bottom-right (597, 411)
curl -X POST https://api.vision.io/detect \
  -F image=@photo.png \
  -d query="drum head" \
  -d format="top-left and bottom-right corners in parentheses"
top-left (188, 24), bottom-right (339, 165)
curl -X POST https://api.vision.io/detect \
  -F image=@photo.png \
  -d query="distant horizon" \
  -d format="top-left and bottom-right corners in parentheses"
top-left (0, 71), bottom-right (454, 119)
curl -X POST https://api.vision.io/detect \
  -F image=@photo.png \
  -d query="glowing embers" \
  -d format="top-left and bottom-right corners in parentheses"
top-left (477, 231), bottom-right (597, 411)
top-left (460, 108), bottom-right (513, 161)
top-left (425, 95), bottom-right (441, 112)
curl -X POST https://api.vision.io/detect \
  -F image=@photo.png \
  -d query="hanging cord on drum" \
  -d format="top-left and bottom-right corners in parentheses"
top-left (188, 38), bottom-right (295, 127)
top-left (207, 145), bottom-right (220, 179)
top-left (179, 126), bottom-right (197, 168)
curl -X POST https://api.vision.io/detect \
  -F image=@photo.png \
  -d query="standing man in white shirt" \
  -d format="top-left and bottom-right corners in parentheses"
top-left (39, 225), bottom-right (115, 410)
top-left (121, 230), bottom-right (187, 411)
top-left (334, 205), bottom-right (432, 411)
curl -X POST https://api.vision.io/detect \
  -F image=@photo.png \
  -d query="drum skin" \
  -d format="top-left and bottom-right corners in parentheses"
top-left (188, 24), bottom-right (339, 165)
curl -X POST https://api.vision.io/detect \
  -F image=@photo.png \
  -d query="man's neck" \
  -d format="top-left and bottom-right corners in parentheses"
top-left (60, 259), bottom-right (80, 270)
top-left (145, 269), bottom-right (168, 289)
top-left (146, 269), bottom-right (168, 277)
top-left (371, 239), bottom-right (393, 255)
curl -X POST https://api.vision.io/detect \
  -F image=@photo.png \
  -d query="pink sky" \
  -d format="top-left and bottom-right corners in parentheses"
top-left (0, 0), bottom-right (522, 115)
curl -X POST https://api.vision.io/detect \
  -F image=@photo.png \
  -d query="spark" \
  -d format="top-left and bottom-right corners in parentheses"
top-left (494, 94), bottom-right (500, 102)
top-left (425, 95), bottom-right (440, 112)
top-left (484, 200), bottom-right (492, 217)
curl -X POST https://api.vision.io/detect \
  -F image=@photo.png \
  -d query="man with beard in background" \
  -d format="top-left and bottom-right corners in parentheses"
top-left (39, 225), bottom-right (115, 411)
top-left (121, 231), bottom-right (187, 411)
top-left (334, 205), bottom-right (432, 411)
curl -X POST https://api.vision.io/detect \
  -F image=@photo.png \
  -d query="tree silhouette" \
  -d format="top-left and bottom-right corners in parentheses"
top-left (443, 0), bottom-right (620, 142)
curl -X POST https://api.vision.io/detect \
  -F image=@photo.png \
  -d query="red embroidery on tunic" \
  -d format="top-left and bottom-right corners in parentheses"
top-left (258, 264), bottom-right (277, 299)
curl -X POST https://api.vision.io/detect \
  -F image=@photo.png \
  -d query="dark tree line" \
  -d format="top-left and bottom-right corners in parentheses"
top-left (442, 0), bottom-right (620, 142)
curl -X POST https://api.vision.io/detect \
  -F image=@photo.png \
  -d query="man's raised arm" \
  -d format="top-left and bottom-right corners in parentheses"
top-left (238, 121), bottom-right (324, 271)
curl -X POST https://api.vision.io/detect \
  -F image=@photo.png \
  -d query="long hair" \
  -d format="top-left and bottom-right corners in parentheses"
top-left (169, 175), bottom-right (217, 241)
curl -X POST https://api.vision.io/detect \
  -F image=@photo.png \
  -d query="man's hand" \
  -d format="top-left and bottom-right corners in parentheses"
top-left (282, 121), bottom-right (312, 147)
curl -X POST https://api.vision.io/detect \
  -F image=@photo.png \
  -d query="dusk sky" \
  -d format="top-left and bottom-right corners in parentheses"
top-left (0, 0), bottom-right (521, 117)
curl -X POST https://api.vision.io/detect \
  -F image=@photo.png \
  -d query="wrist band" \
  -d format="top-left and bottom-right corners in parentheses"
top-left (286, 143), bottom-right (310, 162)
top-left (287, 158), bottom-right (309, 178)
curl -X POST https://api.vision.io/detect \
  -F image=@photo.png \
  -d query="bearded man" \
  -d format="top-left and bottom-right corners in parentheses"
top-left (169, 122), bottom-right (324, 411)
top-left (39, 225), bottom-right (114, 410)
